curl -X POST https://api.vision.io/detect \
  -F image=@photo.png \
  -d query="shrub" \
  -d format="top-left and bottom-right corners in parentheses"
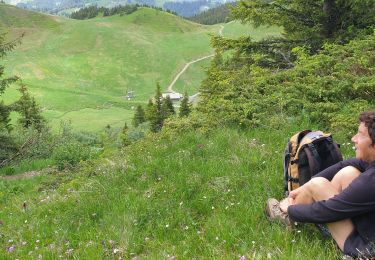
top-left (198, 33), bottom-right (375, 132)
top-left (52, 141), bottom-right (96, 170)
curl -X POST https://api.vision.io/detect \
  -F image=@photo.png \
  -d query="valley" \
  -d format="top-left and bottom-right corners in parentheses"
top-left (1, 3), bottom-right (280, 132)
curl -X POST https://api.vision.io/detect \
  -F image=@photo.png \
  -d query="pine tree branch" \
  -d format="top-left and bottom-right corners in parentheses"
top-left (0, 135), bottom-right (35, 167)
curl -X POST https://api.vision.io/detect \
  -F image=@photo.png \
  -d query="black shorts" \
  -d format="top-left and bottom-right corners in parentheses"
top-left (344, 230), bottom-right (375, 258)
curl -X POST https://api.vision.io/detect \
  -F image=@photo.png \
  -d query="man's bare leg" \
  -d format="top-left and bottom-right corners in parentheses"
top-left (331, 166), bottom-right (361, 192)
top-left (281, 166), bottom-right (361, 250)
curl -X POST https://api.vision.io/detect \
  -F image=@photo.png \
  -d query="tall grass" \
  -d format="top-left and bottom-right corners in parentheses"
top-left (0, 158), bottom-right (53, 177)
top-left (0, 123), bottom-right (355, 258)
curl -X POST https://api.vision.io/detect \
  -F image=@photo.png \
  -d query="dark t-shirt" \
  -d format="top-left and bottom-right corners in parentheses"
top-left (287, 158), bottom-right (375, 257)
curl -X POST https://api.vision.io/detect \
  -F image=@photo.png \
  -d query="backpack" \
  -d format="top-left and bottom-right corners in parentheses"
top-left (283, 130), bottom-right (343, 196)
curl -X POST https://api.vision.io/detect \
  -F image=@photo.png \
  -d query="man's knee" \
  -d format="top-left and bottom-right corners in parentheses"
top-left (333, 166), bottom-right (361, 191)
top-left (336, 166), bottom-right (361, 179)
top-left (308, 177), bottom-right (339, 201)
top-left (309, 177), bottom-right (331, 191)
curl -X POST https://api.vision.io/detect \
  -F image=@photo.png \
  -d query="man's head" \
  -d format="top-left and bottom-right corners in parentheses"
top-left (351, 111), bottom-right (375, 162)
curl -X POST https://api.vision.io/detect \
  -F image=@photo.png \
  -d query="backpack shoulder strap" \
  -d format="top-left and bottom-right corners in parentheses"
top-left (324, 136), bottom-right (343, 163)
top-left (304, 143), bottom-right (322, 175)
top-left (286, 130), bottom-right (311, 192)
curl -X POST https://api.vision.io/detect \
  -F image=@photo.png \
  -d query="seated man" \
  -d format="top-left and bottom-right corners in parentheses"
top-left (266, 111), bottom-right (375, 258)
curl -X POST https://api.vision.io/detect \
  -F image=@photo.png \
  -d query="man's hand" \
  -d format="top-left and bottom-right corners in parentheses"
top-left (279, 197), bottom-right (294, 213)
top-left (288, 186), bottom-right (302, 200)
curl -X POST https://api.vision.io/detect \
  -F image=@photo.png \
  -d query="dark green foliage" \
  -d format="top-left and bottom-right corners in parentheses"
top-left (69, 4), bottom-right (176, 20)
top-left (103, 5), bottom-right (138, 16)
top-left (145, 99), bottom-right (154, 122)
top-left (233, 0), bottom-right (375, 45)
top-left (195, 1), bottom-right (375, 136)
top-left (198, 33), bottom-right (375, 134)
top-left (70, 5), bottom-right (103, 19)
top-left (179, 91), bottom-right (190, 117)
top-left (0, 132), bottom-right (16, 162)
top-left (163, 0), bottom-right (210, 17)
top-left (161, 95), bottom-right (175, 118)
top-left (128, 121), bottom-right (149, 142)
top-left (15, 84), bottom-right (45, 131)
top-left (149, 83), bottom-right (164, 133)
top-left (52, 140), bottom-right (95, 170)
top-left (70, 4), bottom-right (138, 20)
top-left (132, 105), bottom-right (146, 127)
top-left (121, 123), bottom-right (131, 147)
top-left (0, 100), bottom-right (11, 132)
top-left (212, 0), bottom-right (375, 69)
top-left (188, 3), bottom-right (235, 25)
top-left (0, 33), bottom-right (21, 164)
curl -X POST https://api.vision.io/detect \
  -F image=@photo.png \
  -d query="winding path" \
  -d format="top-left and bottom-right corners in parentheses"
top-left (167, 54), bottom-right (214, 93)
top-left (166, 23), bottom-right (228, 94)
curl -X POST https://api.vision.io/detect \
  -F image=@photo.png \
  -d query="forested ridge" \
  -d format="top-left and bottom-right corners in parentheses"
top-left (188, 3), bottom-right (235, 25)
top-left (70, 4), bottom-right (177, 20)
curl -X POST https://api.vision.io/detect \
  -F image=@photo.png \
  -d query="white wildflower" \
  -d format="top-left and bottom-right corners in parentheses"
top-left (7, 245), bottom-right (16, 253)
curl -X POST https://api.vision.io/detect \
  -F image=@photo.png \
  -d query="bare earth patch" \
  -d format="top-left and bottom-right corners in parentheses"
top-left (1, 167), bottom-right (56, 181)
top-left (13, 63), bottom-right (45, 80)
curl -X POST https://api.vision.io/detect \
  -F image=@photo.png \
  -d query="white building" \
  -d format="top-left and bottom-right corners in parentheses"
top-left (162, 92), bottom-right (183, 101)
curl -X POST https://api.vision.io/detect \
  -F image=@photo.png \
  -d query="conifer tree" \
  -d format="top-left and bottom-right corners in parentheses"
top-left (179, 91), bottom-right (191, 117)
top-left (154, 82), bottom-right (163, 116)
top-left (149, 83), bottom-right (164, 132)
top-left (121, 123), bottom-right (131, 147)
top-left (132, 105), bottom-right (145, 127)
top-left (0, 33), bottom-right (21, 162)
top-left (15, 84), bottom-right (45, 131)
top-left (212, 0), bottom-right (375, 68)
top-left (0, 100), bottom-right (11, 132)
top-left (145, 99), bottom-right (154, 122)
top-left (161, 95), bottom-right (175, 119)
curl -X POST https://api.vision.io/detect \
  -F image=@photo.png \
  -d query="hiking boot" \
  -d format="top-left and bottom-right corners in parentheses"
top-left (265, 198), bottom-right (293, 227)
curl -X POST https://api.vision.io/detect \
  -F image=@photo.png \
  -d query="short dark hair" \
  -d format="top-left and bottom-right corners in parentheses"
top-left (359, 111), bottom-right (375, 145)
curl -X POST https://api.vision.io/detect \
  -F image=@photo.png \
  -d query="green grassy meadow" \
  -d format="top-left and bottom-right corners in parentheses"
top-left (1, 4), bottom-right (280, 133)
top-left (0, 123), bottom-right (356, 258)
top-left (172, 21), bottom-right (282, 94)
top-left (1, 4), bottom-right (218, 132)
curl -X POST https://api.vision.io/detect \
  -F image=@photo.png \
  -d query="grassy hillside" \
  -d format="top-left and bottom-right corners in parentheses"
top-left (173, 21), bottom-right (282, 94)
top-left (0, 4), bottom-right (280, 132)
top-left (0, 124), bottom-right (356, 258)
top-left (0, 3), bottom-right (59, 29)
top-left (0, 4), bottom-right (219, 132)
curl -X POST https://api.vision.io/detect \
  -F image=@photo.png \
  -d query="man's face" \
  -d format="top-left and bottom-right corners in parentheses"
top-left (351, 122), bottom-right (375, 162)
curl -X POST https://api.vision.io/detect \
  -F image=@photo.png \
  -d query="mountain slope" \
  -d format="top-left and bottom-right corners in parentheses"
top-left (1, 4), bottom-right (280, 132)
top-left (1, 4), bottom-right (219, 132)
